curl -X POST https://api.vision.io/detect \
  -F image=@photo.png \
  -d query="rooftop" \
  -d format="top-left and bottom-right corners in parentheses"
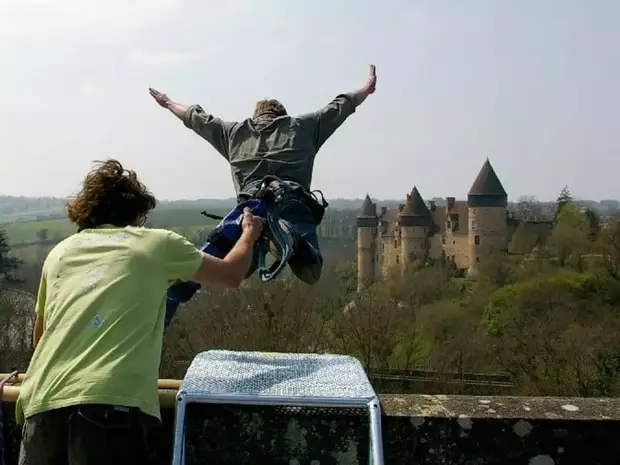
top-left (468, 158), bottom-right (508, 198)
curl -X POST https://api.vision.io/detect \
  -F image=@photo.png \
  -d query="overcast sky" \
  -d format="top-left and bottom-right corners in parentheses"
top-left (1, 0), bottom-right (618, 201)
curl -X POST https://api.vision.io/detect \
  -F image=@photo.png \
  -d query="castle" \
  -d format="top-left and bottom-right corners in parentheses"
top-left (356, 159), bottom-right (510, 291)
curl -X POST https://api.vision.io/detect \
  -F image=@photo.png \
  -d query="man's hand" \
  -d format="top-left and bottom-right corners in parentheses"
top-left (241, 207), bottom-right (264, 243)
top-left (349, 65), bottom-right (377, 107)
top-left (364, 64), bottom-right (377, 94)
top-left (193, 208), bottom-right (264, 289)
top-left (149, 88), bottom-right (188, 119)
top-left (149, 88), bottom-right (171, 108)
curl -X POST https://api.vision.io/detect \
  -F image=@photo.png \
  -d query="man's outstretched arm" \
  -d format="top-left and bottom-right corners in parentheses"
top-left (149, 88), bottom-right (234, 160)
top-left (302, 64), bottom-right (377, 151)
top-left (347, 64), bottom-right (377, 106)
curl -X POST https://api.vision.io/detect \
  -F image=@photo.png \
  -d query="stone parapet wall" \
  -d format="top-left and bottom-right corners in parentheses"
top-left (3, 392), bottom-right (620, 464)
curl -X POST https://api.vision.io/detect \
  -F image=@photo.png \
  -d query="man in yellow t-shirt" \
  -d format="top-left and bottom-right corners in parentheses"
top-left (17, 159), bottom-right (263, 465)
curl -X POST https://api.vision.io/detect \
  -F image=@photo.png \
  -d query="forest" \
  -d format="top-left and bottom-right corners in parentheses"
top-left (2, 188), bottom-right (620, 397)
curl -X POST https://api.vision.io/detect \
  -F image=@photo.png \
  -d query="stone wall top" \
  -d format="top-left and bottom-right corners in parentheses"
top-left (381, 394), bottom-right (620, 421)
top-left (3, 390), bottom-right (620, 464)
top-left (4, 382), bottom-right (620, 421)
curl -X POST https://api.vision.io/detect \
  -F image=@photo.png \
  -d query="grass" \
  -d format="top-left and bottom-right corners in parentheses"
top-left (2, 207), bottom-right (223, 247)
top-left (3, 218), bottom-right (75, 245)
top-left (12, 243), bottom-right (55, 264)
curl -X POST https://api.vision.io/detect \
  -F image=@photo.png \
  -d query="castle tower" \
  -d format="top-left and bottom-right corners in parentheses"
top-left (467, 159), bottom-right (508, 276)
top-left (357, 194), bottom-right (378, 291)
top-left (399, 186), bottom-right (432, 274)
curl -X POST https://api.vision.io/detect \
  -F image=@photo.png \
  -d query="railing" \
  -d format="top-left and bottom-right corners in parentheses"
top-left (0, 375), bottom-right (181, 408)
top-left (1, 368), bottom-right (513, 407)
top-left (368, 368), bottom-right (512, 387)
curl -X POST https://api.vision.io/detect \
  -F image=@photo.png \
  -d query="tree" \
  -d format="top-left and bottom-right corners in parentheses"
top-left (555, 186), bottom-right (573, 219)
top-left (512, 196), bottom-right (545, 221)
top-left (548, 202), bottom-right (591, 269)
top-left (482, 272), bottom-right (620, 396)
top-left (596, 216), bottom-right (620, 281)
top-left (509, 223), bottom-right (540, 255)
top-left (584, 208), bottom-right (601, 241)
top-left (36, 228), bottom-right (49, 242)
top-left (0, 229), bottom-right (22, 282)
top-left (333, 283), bottom-right (413, 370)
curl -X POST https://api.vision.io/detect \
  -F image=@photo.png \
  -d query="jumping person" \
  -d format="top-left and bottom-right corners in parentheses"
top-left (16, 159), bottom-right (263, 465)
top-left (149, 64), bottom-right (377, 285)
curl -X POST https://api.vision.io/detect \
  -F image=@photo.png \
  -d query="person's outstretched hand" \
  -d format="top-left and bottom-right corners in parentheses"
top-left (241, 207), bottom-right (264, 243)
top-left (149, 88), bottom-right (171, 108)
top-left (364, 65), bottom-right (377, 94)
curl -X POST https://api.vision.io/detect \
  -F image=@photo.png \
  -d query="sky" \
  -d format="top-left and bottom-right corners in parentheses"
top-left (1, 0), bottom-right (618, 202)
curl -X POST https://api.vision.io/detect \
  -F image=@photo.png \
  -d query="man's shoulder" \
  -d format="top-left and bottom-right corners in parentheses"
top-left (54, 227), bottom-right (177, 255)
top-left (239, 115), bottom-right (305, 127)
top-left (126, 227), bottom-right (185, 248)
top-left (136, 228), bottom-right (197, 251)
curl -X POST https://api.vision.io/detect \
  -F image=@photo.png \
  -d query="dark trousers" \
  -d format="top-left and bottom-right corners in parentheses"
top-left (247, 195), bottom-right (324, 284)
top-left (18, 405), bottom-right (159, 465)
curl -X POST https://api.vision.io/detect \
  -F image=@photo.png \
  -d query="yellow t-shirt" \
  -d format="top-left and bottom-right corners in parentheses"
top-left (16, 226), bottom-right (203, 423)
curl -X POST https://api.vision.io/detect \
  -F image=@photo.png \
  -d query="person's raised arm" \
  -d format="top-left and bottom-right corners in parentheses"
top-left (301, 64), bottom-right (377, 151)
top-left (164, 208), bottom-right (264, 289)
top-left (149, 87), bottom-right (235, 160)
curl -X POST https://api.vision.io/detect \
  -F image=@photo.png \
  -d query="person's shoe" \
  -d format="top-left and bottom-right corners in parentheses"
top-left (288, 238), bottom-right (323, 285)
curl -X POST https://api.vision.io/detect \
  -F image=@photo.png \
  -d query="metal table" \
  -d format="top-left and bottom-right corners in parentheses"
top-left (171, 350), bottom-right (383, 465)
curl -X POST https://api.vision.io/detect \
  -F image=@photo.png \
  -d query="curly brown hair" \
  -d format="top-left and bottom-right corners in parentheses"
top-left (67, 159), bottom-right (157, 231)
top-left (253, 99), bottom-right (287, 119)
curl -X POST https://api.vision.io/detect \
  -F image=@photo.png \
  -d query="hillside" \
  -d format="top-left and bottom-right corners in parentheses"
top-left (0, 196), bottom-right (358, 264)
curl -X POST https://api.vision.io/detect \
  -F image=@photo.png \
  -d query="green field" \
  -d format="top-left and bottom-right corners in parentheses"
top-left (2, 201), bottom-right (356, 266)
top-left (3, 207), bottom-right (225, 247)
top-left (4, 218), bottom-right (75, 244)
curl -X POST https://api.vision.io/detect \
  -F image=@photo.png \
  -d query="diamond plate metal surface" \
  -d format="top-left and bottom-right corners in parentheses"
top-left (180, 350), bottom-right (376, 399)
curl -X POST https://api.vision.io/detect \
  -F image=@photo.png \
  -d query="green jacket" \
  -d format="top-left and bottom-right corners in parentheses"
top-left (182, 94), bottom-right (357, 194)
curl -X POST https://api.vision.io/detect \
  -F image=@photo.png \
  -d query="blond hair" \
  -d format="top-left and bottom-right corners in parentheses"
top-left (253, 99), bottom-right (287, 119)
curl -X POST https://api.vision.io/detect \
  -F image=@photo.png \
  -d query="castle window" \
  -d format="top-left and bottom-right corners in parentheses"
top-left (441, 236), bottom-right (446, 245)
top-left (471, 220), bottom-right (476, 228)
top-left (453, 240), bottom-right (455, 245)
top-left (476, 256), bottom-right (480, 262)
top-left (396, 255), bottom-right (400, 264)
top-left (394, 239), bottom-right (398, 248)
top-left (475, 235), bottom-right (480, 245)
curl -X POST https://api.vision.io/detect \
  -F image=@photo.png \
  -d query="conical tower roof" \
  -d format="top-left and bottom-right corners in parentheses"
top-left (399, 187), bottom-right (432, 227)
top-left (356, 194), bottom-right (377, 228)
top-left (357, 194), bottom-right (376, 218)
top-left (468, 159), bottom-right (507, 197)
top-left (467, 159), bottom-right (508, 207)
top-left (399, 186), bottom-right (431, 218)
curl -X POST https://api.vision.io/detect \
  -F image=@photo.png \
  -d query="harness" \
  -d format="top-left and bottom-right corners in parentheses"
top-left (0, 371), bottom-right (18, 465)
top-left (164, 176), bottom-right (328, 328)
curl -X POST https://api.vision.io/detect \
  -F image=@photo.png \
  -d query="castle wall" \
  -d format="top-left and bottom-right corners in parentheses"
top-left (428, 233), bottom-right (443, 261)
top-left (468, 206), bottom-right (508, 276)
top-left (400, 226), bottom-right (428, 272)
top-left (380, 235), bottom-right (400, 279)
top-left (443, 232), bottom-right (470, 269)
top-left (357, 226), bottom-right (376, 291)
